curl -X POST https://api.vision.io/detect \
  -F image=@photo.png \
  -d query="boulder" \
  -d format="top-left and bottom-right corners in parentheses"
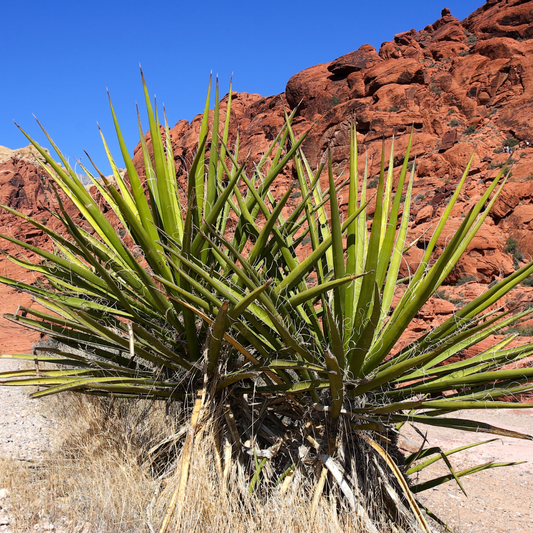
top-left (464, 0), bottom-right (533, 40)
top-left (364, 58), bottom-right (426, 95)
top-left (327, 45), bottom-right (381, 76)
top-left (439, 129), bottom-right (458, 152)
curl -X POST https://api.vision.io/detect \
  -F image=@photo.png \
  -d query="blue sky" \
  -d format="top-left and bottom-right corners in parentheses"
top-left (2, 0), bottom-right (482, 174)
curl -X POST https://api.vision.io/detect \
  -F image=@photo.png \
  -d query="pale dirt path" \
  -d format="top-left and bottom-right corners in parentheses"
top-left (0, 356), bottom-right (56, 533)
top-left (400, 409), bottom-right (533, 533)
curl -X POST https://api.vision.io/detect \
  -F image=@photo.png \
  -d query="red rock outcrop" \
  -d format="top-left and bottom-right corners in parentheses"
top-left (0, 146), bottom-right (55, 354)
top-left (129, 0), bottom-right (533, 288)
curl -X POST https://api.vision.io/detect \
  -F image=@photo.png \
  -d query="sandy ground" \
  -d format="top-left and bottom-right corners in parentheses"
top-left (400, 409), bottom-right (533, 533)
top-left (0, 358), bottom-right (56, 532)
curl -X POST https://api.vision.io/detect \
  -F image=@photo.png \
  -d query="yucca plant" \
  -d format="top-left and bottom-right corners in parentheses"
top-left (2, 72), bottom-right (533, 532)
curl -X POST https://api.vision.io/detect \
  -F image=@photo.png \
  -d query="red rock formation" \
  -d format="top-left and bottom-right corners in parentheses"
top-left (0, 146), bottom-right (55, 353)
top-left (130, 0), bottom-right (532, 288)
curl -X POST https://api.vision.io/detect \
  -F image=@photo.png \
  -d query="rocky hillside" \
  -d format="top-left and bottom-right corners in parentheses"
top-left (139, 0), bottom-right (533, 286)
top-left (2, 0), bottom-right (533, 354)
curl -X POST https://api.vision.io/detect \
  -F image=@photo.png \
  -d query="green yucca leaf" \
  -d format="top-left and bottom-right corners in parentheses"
top-left (108, 92), bottom-right (160, 243)
top-left (359, 399), bottom-right (533, 415)
top-left (287, 275), bottom-right (363, 308)
top-left (344, 125), bottom-right (360, 338)
top-left (392, 310), bottom-right (532, 383)
top-left (195, 73), bottom-right (212, 219)
top-left (275, 204), bottom-right (367, 293)
top-left (402, 339), bottom-right (533, 387)
top-left (325, 305), bottom-right (346, 372)
top-left (352, 144), bottom-right (385, 339)
top-left (264, 360), bottom-right (329, 373)
top-left (411, 461), bottom-right (524, 493)
top-left (0, 276), bottom-right (131, 318)
top-left (402, 153), bottom-right (475, 292)
top-left (0, 368), bottom-right (104, 380)
top-left (237, 379), bottom-right (331, 395)
top-left (230, 282), bottom-right (273, 319)
top-left (97, 127), bottom-right (138, 218)
top-left (205, 77), bottom-right (220, 221)
top-left (327, 152), bottom-right (346, 327)
top-left (216, 371), bottom-right (260, 391)
top-left (173, 298), bottom-right (261, 366)
top-left (363, 201), bottom-right (508, 374)
top-left (141, 70), bottom-right (182, 243)
top-left (348, 282), bottom-right (381, 377)
top-left (247, 185), bottom-right (294, 267)
top-left (29, 377), bottom-right (187, 399)
top-left (387, 414), bottom-right (533, 440)
top-left (391, 367), bottom-right (533, 397)
top-left (0, 204), bottom-right (87, 260)
top-left (405, 439), bottom-right (498, 472)
top-left (379, 165), bottom-right (414, 328)
top-left (375, 133), bottom-right (412, 289)
top-left (190, 160), bottom-right (246, 256)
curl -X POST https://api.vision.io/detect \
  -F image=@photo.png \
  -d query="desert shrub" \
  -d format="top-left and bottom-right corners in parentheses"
top-left (504, 324), bottom-right (533, 337)
top-left (430, 84), bottom-right (441, 96)
top-left (505, 236), bottom-right (522, 254)
top-left (367, 176), bottom-right (379, 188)
top-left (464, 125), bottom-right (476, 135)
top-left (389, 106), bottom-right (400, 113)
top-left (434, 290), bottom-right (465, 307)
top-left (330, 95), bottom-right (340, 107)
top-left (505, 236), bottom-right (524, 268)
top-left (504, 137), bottom-right (520, 148)
top-left (522, 275), bottom-right (533, 287)
top-left (455, 274), bottom-right (477, 286)
top-left (2, 73), bottom-right (533, 533)
top-left (448, 119), bottom-right (461, 127)
top-left (489, 158), bottom-right (517, 169)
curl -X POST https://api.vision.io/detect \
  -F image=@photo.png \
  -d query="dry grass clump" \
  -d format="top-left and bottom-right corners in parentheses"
top-left (0, 393), bottom-right (367, 533)
top-left (0, 394), bottom-right (179, 532)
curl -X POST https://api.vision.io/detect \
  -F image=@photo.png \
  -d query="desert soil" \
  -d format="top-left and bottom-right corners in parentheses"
top-left (0, 357), bottom-right (56, 532)
top-left (0, 352), bottom-right (532, 532)
top-left (399, 409), bottom-right (533, 533)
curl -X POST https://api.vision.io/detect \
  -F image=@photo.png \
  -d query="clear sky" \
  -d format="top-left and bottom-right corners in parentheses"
top-left (1, 0), bottom-right (483, 174)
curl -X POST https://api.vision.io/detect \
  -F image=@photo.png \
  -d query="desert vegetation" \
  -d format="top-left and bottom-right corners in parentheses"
top-left (1, 73), bottom-right (533, 532)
